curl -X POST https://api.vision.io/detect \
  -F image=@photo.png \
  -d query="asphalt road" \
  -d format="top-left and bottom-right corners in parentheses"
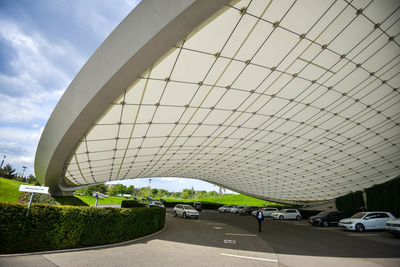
top-left (1, 209), bottom-right (399, 267)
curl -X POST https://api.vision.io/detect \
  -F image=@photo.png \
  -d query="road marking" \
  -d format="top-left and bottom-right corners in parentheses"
top-left (348, 234), bottom-right (379, 237)
top-left (220, 253), bottom-right (278, 262)
top-left (214, 226), bottom-right (222, 230)
top-left (225, 233), bottom-right (257, 237)
top-left (223, 240), bottom-right (237, 244)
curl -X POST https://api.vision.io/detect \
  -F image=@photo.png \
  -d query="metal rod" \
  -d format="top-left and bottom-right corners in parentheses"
top-left (26, 192), bottom-right (35, 216)
top-left (95, 195), bottom-right (99, 207)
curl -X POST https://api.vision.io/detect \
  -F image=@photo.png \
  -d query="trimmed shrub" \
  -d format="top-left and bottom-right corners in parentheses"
top-left (366, 176), bottom-right (400, 217)
top-left (121, 200), bottom-right (145, 208)
top-left (335, 191), bottom-right (365, 215)
top-left (0, 202), bottom-right (165, 253)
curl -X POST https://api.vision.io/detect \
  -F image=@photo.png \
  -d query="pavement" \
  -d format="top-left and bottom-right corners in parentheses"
top-left (1, 209), bottom-right (399, 267)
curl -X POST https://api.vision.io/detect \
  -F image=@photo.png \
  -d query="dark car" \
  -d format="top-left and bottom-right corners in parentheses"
top-left (193, 202), bottom-right (202, 211)
top-left (239, 206), bottom-right (259, 216)
top-left (308, 211), bottom-right (348, 227)
top-left (159, 199), bottom-right (167, 205)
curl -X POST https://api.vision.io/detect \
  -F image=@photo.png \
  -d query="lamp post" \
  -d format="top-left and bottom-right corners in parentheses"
top-left (22, 166), bottom-right (27, 178)
top-left (149, 178), bottom-right (152, 189)
top-left (0, 155), bottom-right (5, 168)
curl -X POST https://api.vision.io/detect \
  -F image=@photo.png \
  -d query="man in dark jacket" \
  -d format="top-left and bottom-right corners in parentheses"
top-left (256, 208), bottom-right (264, 232)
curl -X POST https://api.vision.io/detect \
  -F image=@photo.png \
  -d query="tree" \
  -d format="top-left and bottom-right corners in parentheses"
top-left (207, 191), bottom-right (218, 198)
top-left (151, 188), bottom-right (158, 197)
top-left (197, 190), bottom-right (207, 199)
top-left (2, 164), bottom-right (16, 179)
top-left (107, 185), bottom-right (119, 196)
top-left (141, 187), bottom-right (152, 197)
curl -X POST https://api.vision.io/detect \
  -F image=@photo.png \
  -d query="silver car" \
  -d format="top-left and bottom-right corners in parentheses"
top-left (173, 204), bottom-right (199, 219)
top-left (252, 207), bottom-right (279, 217)
top-left (271, 209), bottom-right (301, 220)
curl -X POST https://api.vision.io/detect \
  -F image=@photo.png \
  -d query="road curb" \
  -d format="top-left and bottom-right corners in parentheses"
top-left (0, 225), bottom-right (167, 257)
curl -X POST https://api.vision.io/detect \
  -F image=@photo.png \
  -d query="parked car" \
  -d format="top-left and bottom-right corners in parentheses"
top-left (386, 218), bottom-right (400, 236)
top-left (308, 211), bottom-right (348, 227)
top-left (218, 205), bottom-right (233, 213)
top-left (148, 200), bottom-right (164, 208)
top-left (338, 211), bottom-right (395, 232)
top-left (230, 206), bottom-right (243, 214)
top-left (193, 202), bottom-right (202, 211)
top-left (251, 207), bottom-right (279, 217)
top-left (239, 206), bottom-right (260, 216)
top-left (271, 209), bottom-right (301, 220)
top-left (173, 204), bottom-right (199, 219)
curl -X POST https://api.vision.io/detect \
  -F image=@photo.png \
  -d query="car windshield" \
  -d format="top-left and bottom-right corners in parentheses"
top-left (278, 209), bottom-right (286, 212)
top-left (183, 205), bottom-right (196, 210)
top-left (316, 211), bottom-right (331, 216)
top-left (351, 212), bottom-right (367, 219)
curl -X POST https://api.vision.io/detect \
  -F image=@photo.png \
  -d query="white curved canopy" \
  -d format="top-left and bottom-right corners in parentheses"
top-left (35, 0), bottom-right (400, 203)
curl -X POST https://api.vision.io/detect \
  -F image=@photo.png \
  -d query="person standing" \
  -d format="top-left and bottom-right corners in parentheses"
top-left (256, 208), bottom-right (264, 232)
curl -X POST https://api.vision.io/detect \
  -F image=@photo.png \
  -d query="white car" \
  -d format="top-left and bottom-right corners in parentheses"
top-left (386, 218), bottom-right (400, 236)
top-left (173, 204), bottom-right (199, 219)
top-left (218, 205), bottom-right (233, 213)
top-left (148, 200), bottom-right (164, 208)
top-left (252, 207), bottom-right (279, 217)
top-left (271, 209), bottom-right (301, 220)
top-left (338, 212), bottom-right (395, 232)
top-left (230, 206), bottom-right (243, 214)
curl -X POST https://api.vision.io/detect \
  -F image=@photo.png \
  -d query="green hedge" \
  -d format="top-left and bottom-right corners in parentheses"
top-left (121, 200), bottom-right (145, 208)
top-left (0, 202), bottom-right (165, 254)
top-left (335, 191), bottom-right (365, 215)
top-left (366, 177), bottom-right (400, 217)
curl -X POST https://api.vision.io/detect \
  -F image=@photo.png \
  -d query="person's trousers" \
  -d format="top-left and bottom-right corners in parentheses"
top-left (257, 220), bottom-right (262, 232)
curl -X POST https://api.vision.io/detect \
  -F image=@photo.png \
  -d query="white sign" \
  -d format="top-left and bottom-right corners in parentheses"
top-left (19, 185), bottom-right (49, 194)
top-left (93, 192), bottom-right (109, 198)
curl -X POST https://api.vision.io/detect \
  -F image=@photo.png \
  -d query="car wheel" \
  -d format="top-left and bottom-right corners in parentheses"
top-left (322, 220), bottom-right (329, 227)
top-left (195, 217), bottom-right (198, 220)
top-left (296, 215), bottom-right (301, 221)
top-left (355, 223), bottom-right (365, 232)
top-left (173, 211), bottom-right (177, 217)
top-left (183, 212), bottom-right (187, 219)
top-left (279, 215), bottom-right (284, 220)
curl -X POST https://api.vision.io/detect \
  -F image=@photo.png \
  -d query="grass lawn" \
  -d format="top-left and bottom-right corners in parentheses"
top-left (164, 194), bottom-right (280, 207)
top-left (74, 195), bottom-right (127, 205)
top-left (0, 177), bottom-right (29, 203)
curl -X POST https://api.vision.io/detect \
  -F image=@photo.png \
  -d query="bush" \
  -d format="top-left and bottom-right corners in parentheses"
top-left (335, 191), bottom-right (365, 215)
top-left (18, 192), bottom-right (59, 205)
top-left (0, 202), bottom-right (165, 253)
top-left (366, 176), bottom-right (400, 217)
top-left (121, 200), bottom-right (145, 208)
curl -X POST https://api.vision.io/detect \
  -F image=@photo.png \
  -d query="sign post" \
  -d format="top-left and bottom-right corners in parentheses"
top-left (19, 185), bottom-right (49, 216)
top-left (92, 192), bottom-right (109, 207)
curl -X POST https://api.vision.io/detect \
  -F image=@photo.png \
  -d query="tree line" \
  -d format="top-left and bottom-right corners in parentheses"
top-left (76, 184), bottom-right (220, 199)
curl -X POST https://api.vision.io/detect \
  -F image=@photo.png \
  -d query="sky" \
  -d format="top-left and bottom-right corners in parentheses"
top-left (0, 0), bottom-right (234, 193)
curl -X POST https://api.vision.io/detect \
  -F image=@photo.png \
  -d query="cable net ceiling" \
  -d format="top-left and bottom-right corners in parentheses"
top-left (64, 0), bottom-right (400, 202)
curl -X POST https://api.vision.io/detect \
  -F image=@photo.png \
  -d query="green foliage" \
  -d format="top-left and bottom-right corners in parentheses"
top-left (121, 200), bottom-right (145, 208)
top-left (75, 184), bottom-right (108, 196)
top-left (0, 202), bottom-right (165, 253)
top-left (366, 176), bottom-right (400, 217)
top-left (163, 194), bottom-right (279, 208)
top-left (1, 164), bottom-right (16, 179)
top-left (335, 191), bottom-right (365, 214)
top-left (0, 177), bottom-right (29, 203)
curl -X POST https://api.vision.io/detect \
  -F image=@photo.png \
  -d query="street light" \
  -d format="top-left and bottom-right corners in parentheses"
top-left (0, 155), bottom-right (5, 168)
top-left (22, 166), bottom-right (27, 178)
top-left (149, 178), bottom-right (152, 189)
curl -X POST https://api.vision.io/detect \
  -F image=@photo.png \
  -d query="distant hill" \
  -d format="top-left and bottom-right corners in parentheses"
top-left (0, 177), bottom-right (29, 202)
top-left (0, 177), bottom-right (87, 206)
